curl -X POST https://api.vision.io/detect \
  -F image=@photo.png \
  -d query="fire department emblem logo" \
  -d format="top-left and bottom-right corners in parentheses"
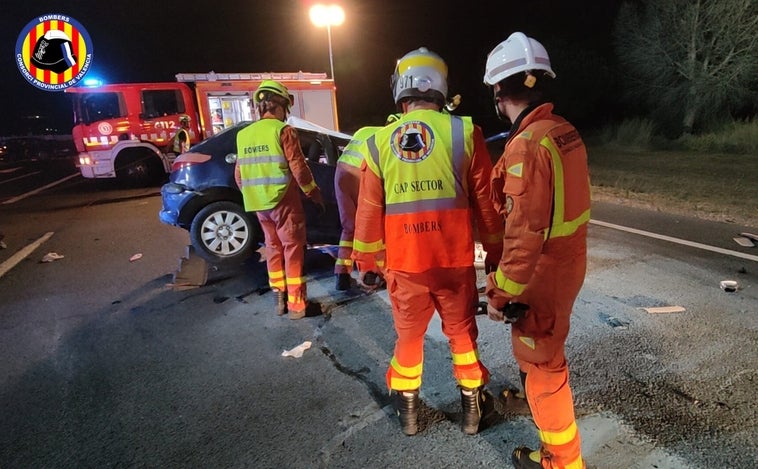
top-left (390, 121), bottom-right (435, 163)
top-left (15, 14), bottom-right (93, 91)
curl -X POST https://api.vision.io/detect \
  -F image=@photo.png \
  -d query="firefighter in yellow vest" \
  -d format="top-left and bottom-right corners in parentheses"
top-left (333, 114), bottom-right (399, 291)
top-left (235, 80), bottom-right (325, 319)
top-left (334, 125), bottom-right (381, 290)
top-left (171, 115), bottom-right (191, 154)
top-left (351, 48), bottom-right (504, 436)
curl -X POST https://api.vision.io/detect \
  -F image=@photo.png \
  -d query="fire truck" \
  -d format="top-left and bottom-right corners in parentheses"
top-left (66, 71), bottom-right (338, 186)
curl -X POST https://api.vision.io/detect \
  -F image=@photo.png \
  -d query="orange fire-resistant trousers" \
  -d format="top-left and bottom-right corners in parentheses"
top-left (334, 162), bottom-right (360, 275)
top-left (385, 266), bottom-right (489, 391)
top-left (256, 183), bottom-right (308, 314)
top-left (512, 234), bottom-right (587, 469)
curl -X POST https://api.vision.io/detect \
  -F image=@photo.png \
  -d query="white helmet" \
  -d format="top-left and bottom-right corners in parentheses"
top-left (483, 32), bottom-right (555, 86)
top-left (391, 47), bottom-right (448, 105)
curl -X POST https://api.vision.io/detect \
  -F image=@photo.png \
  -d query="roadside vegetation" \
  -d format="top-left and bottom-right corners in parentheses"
top-left (587, 119), bottom-right (758, 227)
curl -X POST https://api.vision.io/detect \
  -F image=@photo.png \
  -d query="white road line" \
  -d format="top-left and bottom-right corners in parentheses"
top-left (590, 219), bottom-right (758, 262)
top-left (2, 172), bottom-right (80, 204)
top-left (0, 170), bottom-right (42, 186)
top-left (0, 231), bottom-right (55, 278)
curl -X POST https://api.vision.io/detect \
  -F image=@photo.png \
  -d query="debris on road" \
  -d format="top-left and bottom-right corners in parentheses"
top-left (40, 252), bottom-right (64, 263)
top-left (720, 280), bottom-right (739, 293)
top-left (643, 305), bottom-right (685, 314)
top-left (282, 341), bottom-right (312, 358)
top-left (129, 253), bottom-right (143, 262)
top-left (733, 236), bottom-right (755, 247)
top-left (740, 232), bottom-right (758, 242)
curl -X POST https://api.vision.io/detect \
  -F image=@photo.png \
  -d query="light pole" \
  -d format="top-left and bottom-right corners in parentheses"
top-left (309, 4), bottom-right (345, 82)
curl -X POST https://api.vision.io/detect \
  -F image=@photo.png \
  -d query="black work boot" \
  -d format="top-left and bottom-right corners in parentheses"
top-left (395, 390), bottom-right (419, 436)
top-left (460, 386), bottom-right (487, 435)
top-left (511, 446), bottom-right (543, 469)
top-left (335, 273), bottom-right (351, 291)
top-left (274, 290), bottom-right (287, 316)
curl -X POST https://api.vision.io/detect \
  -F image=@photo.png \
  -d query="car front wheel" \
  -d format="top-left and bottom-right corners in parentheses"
top-left (189, 201), bottom-right (258, 264)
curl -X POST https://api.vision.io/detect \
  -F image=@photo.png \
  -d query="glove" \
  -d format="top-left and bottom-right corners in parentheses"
top-left (487, 301), bottom-right (529, 323)
top-left (484, 254), bottom-right (499, 274)
top-left (503, 302), bottom-right (529, 323)
top-left (358, 271), bottom-right (383, 291)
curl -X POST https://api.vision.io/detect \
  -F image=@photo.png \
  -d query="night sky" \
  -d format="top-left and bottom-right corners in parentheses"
top-left (1, 0), bottom-right (623, 137)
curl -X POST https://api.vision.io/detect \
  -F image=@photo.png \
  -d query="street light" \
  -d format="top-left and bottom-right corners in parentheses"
top-left (309, 4), bottom-right (345, 82)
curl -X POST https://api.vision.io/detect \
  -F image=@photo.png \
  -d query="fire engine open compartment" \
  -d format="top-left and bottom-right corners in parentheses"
top-left (176, 72), bottom-right (339, 139)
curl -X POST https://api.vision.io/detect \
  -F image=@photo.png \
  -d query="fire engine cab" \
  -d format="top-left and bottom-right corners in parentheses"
top-left (66, 71), bottom-right (338, 186)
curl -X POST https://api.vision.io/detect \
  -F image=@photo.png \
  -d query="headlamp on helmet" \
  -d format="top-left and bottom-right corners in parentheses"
top-left (254, 80), bottom-right (295, 111)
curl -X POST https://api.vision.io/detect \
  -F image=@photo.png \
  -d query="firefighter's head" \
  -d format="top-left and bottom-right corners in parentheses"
top-left (483, 32), bottom-right (555, 120)
top-left (254, 80), bottom-right (294, 119)
top-left (179, 115), bottom-right (190, 127)
top-left (390, 47), bottom-right (448, 110)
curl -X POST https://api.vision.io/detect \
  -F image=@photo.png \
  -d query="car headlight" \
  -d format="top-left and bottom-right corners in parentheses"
top-left (163, 182), bottom-right (185, 194)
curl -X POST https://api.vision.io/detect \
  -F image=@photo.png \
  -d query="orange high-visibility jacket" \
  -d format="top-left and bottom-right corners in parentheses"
top-left (352, 109), bottom-right (503, 273)
top-left (486, 103), bottom-right (591, 309)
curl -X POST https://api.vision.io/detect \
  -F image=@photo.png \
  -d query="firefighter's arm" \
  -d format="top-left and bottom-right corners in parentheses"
top-left (351, 159), bottom-right (385, 276)
top-left (469, 126), bottom-right (504, 266)
top-left (234, 159), bottom-right (242, 189)
top-left (281, 126), bottom-right (324, 207)
top-left (485, 142), bottom-right (553, 311)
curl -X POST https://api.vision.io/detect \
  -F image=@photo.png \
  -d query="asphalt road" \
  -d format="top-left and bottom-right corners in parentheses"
top-left (0, 163), bottom-right (756, 468)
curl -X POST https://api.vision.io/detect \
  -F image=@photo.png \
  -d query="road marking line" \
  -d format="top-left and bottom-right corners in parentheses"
top-left (590, 219), bottom-right (758, 262)
top-left (0, 170), bottom-right (42, 186)
top-left (2, 172), bottom-right (80, 204)
top-left (0, 231), bottom-right (55, 278)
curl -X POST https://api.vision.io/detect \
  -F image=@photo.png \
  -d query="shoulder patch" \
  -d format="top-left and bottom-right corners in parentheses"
top-left (516, 130), bottom-right (533, 140)
top-left (506, 162), bottom-right (523, 177)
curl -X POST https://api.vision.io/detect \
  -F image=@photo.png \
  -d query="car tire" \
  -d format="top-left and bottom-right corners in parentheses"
top-left (189, 201), bottom-right (258, 264)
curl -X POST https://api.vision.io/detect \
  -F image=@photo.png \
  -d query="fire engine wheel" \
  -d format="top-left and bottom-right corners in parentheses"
top-left (115, 151), bottom-right (163, 187)
top-left (189, 201), bottom-right (258, 264)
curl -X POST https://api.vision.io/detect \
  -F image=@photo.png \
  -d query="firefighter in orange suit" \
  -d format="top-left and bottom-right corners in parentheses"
top-left (352, 47), bottom-right (504, 436)
top-left (483, 33), bottom-right (591, 469)
top-left (333, 125), bottom-right (381, 291)
top-left (235, 80), bottom-right (325, 320)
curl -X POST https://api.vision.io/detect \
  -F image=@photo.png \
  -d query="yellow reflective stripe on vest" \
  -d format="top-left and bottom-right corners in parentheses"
top-left (339, 126), bottom-right (381, 168)
top-left (495, 266), bottom-right (526, 296)
top-left (540, 135), bottom-right (590, 239)
top-left (538, 420), bottom-right (579, 446)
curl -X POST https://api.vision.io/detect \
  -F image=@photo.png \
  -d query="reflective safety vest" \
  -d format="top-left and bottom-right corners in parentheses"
top-left (236, 118), bottom-right (291, 211)
top-left (338, 126), bottom-right (381, 168)
top-left (363, 109), bottom-right (476, 272)
top-left (173, 127), bottom-right (190, 153)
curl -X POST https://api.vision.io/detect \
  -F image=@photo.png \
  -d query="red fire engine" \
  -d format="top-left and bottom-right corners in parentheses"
top-left (66, 72), bottom-right (338, 186)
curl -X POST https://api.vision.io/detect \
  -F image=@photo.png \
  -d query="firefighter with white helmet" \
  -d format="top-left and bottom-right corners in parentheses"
top-left (235, 80), bottom-right (325, 319)
top-left (483, 32), bottom-right (591, 469)
top-left (352, 47), bottom-right (504, 436)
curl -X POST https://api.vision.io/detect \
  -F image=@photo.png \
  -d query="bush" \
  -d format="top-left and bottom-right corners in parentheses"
top-left (678, 119), bottom-right (758, 154)
top-left (597, 118), bottom-right (655, 151)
